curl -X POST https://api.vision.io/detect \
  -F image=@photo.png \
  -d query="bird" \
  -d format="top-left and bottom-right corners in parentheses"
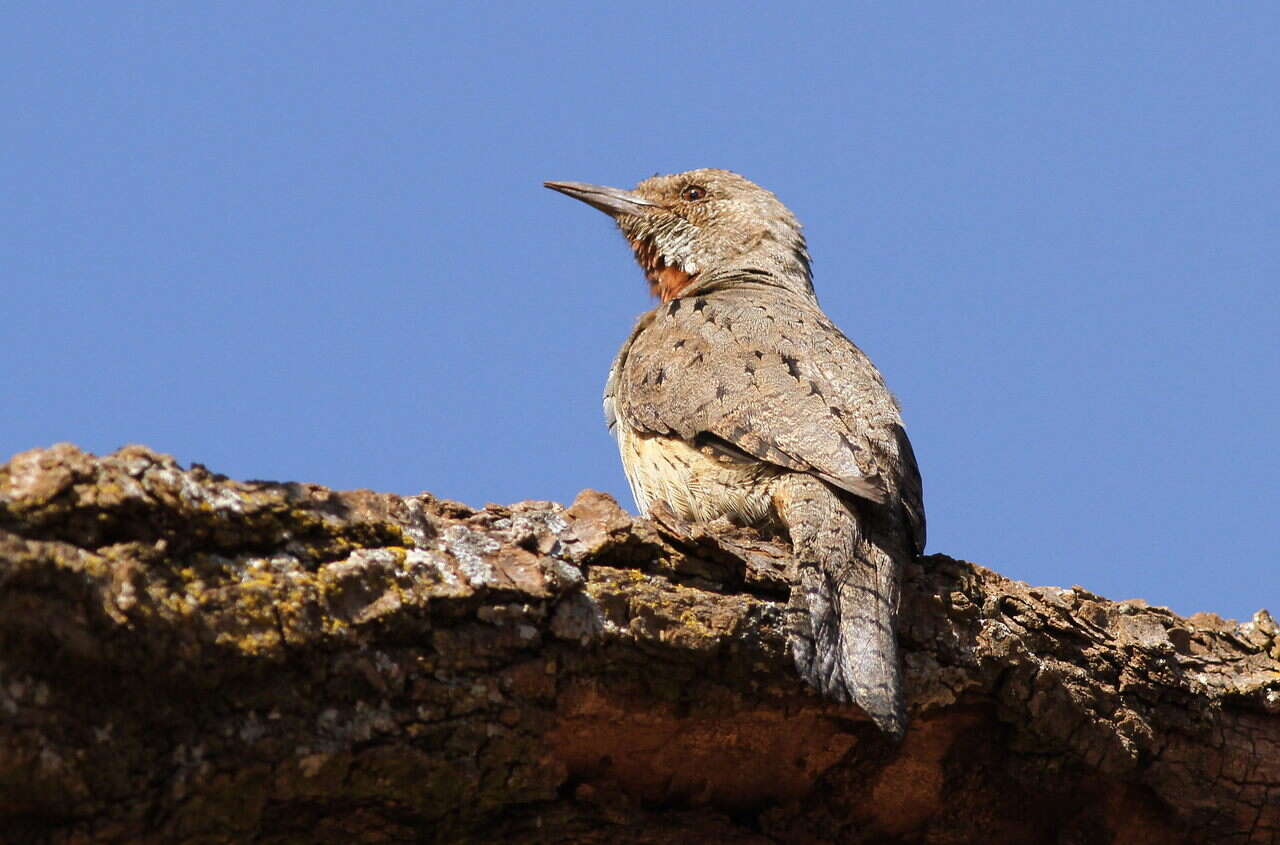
top-left (544, 169), bottom-right (925, 738)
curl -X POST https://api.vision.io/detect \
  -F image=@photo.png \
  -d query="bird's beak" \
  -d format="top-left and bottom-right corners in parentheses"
top-left (543, 180), bottom-right (658, 219)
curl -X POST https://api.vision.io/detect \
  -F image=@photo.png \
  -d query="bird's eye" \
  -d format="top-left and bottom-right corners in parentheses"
top-left (680, 185), bottom-right (707, 202)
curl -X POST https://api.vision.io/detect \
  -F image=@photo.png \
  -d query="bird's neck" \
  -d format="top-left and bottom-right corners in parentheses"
top-left (667, 263), bottom-right (817, 305)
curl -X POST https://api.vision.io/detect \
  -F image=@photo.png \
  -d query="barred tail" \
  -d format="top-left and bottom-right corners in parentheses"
top-left (775, 473), bottom-right (906, 739)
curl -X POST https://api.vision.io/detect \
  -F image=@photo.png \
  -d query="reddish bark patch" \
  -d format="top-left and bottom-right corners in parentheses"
top-left (547, 680), bottom-right (856, 810)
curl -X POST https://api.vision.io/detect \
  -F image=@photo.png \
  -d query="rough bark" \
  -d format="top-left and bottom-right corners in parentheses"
top-left (0, 444), bottom-right (1277, 844)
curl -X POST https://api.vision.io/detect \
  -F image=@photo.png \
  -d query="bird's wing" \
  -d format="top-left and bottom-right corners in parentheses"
top-left (603, 310), bottom-right (656, 450)
top-left (891, 421), bottom-right (926, 554)
top-left (614, 292), bottom-right (925, 549)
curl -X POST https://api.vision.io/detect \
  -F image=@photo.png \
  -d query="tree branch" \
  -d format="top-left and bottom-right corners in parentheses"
top-left (1, 444), bottom-right (1277, 843)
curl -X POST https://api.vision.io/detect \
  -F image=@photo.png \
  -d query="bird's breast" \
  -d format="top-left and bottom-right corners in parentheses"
top-left (616, 427), bottom-right (782, 525)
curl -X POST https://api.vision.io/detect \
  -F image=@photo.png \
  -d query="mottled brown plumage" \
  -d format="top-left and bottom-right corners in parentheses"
top-left (545, 169), bottom-right (925, 738)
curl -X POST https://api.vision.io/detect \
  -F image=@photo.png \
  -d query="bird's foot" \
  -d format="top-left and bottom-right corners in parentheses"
top-left (648, 501), bottom-right (740, 541)
top-left (647, 500), bottom-right (697, 540)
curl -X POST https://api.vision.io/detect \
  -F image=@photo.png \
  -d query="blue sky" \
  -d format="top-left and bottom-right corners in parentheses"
top-left (4, 4), bottom-right (1276, 620)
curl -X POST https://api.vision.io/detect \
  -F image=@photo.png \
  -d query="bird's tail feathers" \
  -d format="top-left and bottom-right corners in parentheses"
top-left (777, 475), bottom-right (906, 739)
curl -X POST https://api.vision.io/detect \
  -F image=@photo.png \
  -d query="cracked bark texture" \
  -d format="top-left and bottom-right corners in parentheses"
top-left (1, 444), bottom-right (1277, 844)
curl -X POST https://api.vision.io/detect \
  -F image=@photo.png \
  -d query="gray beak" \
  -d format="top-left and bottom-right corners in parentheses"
top-left (543, 180), bottom-right (657, 218)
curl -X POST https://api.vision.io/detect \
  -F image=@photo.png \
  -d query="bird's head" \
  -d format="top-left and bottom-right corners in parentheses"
top-left (545, 168), bottom-right (813, 302)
